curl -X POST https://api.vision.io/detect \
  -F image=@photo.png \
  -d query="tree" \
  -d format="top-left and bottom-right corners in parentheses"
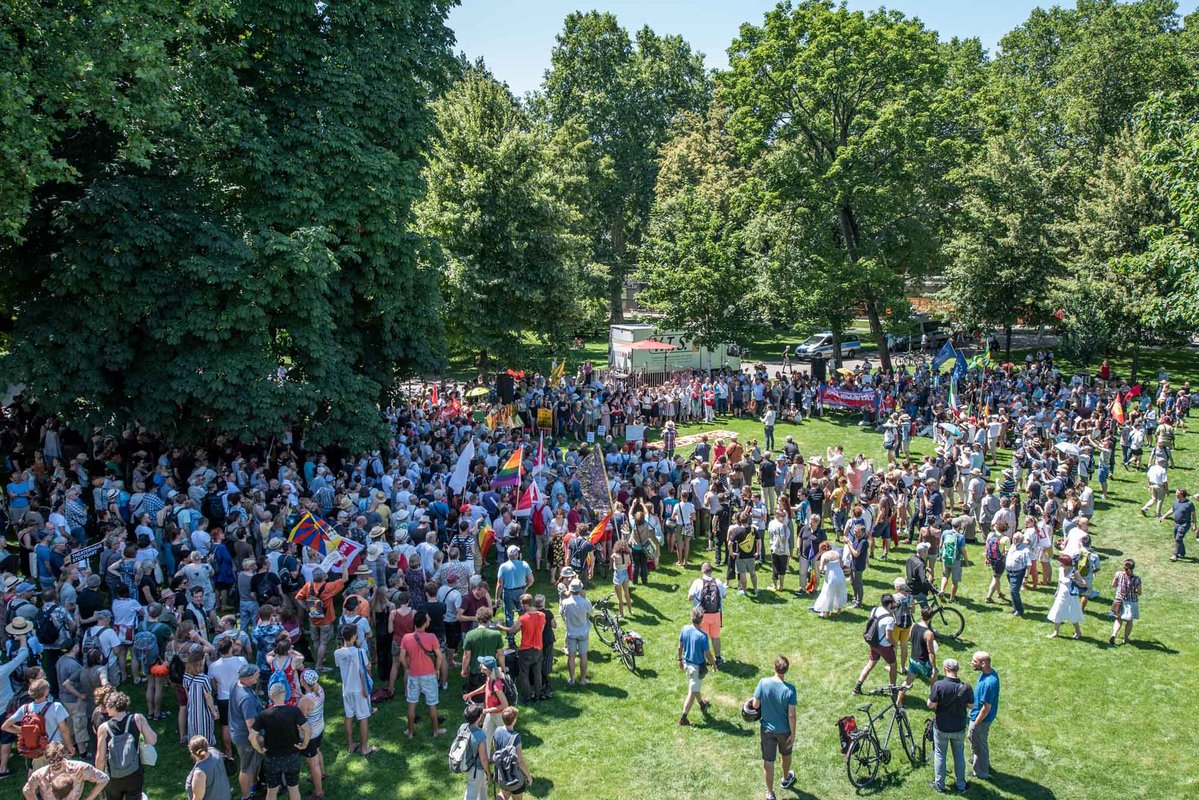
top-left (637, 105), bottom-right (757, 354)
top-left (0, 0), bottom-right (457, 447)
top-left (940, 136), bottom-right (1067, 354)
top-left (538, 11), bottom-right (710, 320)
top-left (419, 69), bottom-right (590, 371)
top-left (723, 0), bottom-right (965, 371)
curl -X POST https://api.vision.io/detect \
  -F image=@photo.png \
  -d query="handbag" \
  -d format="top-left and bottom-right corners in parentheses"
top-left (140, 741), bottom-right (158, 766)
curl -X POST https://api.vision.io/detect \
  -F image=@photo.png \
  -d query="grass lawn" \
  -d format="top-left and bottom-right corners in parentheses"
top-left (127, 373), bottom-right (1197, 800)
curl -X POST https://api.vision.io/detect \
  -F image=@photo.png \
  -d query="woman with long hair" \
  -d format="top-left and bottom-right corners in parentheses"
top-left (182, 648), bottom-right (218, 746)
top-left (611, 540), bottom-right (633, 617)
top-left (264, 633), bottom-right (303, 705)
top-left (1046, 554), bottom-right (1087, 640)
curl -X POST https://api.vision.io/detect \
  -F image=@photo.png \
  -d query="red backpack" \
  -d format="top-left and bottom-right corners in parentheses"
top-left (17, 702), bottom-right (50, 759)
top-left (531, 506), bottom-right (547, 536)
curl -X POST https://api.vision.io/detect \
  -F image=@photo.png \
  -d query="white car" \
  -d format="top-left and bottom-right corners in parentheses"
top-left (794, 332), bottom-right (861, 360)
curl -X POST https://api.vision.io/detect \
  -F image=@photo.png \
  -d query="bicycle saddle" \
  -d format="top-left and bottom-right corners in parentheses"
top-left (857, 704), bottom-right (872, 713)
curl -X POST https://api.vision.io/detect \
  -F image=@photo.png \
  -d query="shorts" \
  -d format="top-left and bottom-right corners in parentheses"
top-left (311, 622), bottom-right (334, 650)
top-left (907, 659), bottom-right (933, 680)
top-left (217, 698), bottom-right (230, 726)
top-left (760, 730), bottom-right (793, 763)
top-left (942, 561), bottom-right (962, 583)
top-left (0, 730), bottom-right (14, 746)
top-left (301, 731), bottom-right (323, 758)
top-left (406, 673), bottom-right (440, 706)
top-left (174, 685), bottom-right (189, 705)
top-left (684, 662), bottom-right (704, 694)
top-left (735, 557), bottom-right (757, 575)
top-left (444, 625), bottom-right (462, 652)
top-left (680, 524), bottom-right (694, 539)
top-left (566, 634), bottom-right (589, 656)
top-left (771, 554), bottom-right (789, 579)
top-left (612, 567), bottom-right (630, 585)
top-left (869, 644), bottom-right (896, 665)
top-left (991, 561), bottom-right (1006, 578)
top-left (342, 690), bottom-right (372, 721)
top-left (236, 740), bottom-right (263, 777)
top-left (699, 612), bottom-right (722, 642)
top-left (263, 752), bottom-right (301, 789)
top-left (891, 626), bottom-right (911, 646)
top-left (391, 640), bottom-right (404, 657)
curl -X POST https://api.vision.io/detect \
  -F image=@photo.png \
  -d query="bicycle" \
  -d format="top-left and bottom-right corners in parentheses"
top-left (592, 593), bottom-right (641, 672)
top-left (842, 685), bottom-right (925, 788)
top-left (922, 591), bottom-right (966, 640)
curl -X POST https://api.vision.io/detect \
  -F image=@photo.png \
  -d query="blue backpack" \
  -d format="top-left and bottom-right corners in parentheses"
top-left (267, 659), bottom-right (292, 703)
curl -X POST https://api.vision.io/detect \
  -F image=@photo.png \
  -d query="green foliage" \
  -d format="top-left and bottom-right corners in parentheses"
top-left (723, 0), bottom-right (967, 369)
top-left (538, 11), bottom-right (711, 319)
top-left (0, 0), bottom-right (457, 448)
top-left (638, 105), bottom-right (758, 348)
top-left (420, 69), bottom-right (592, 370)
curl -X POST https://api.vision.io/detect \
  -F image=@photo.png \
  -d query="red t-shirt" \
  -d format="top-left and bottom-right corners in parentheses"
top-left (517, 611), bottom-right (545, 651)
top-left (391, 608), bottom-right (415, 645)
top-left (400, 631), bottom-right (439, 677)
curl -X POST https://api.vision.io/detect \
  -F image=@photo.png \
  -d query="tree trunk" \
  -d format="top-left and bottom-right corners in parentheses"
top-left (477, 349), bottom-right (490, 376)
top-left (609, 214), bottom-right (627, 323)
top-left (1130, 329), bottom-right (1141, 385)
top-left (1004, 324), bottom-right (1013, 358)
top-left (863, 301), bottom-right (892, 372)
top-left (831, 328), bottom-right (842, 369)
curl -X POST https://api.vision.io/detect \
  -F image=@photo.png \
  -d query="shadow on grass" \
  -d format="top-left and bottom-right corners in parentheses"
top-left (982, 770), bottom-right (1059, 799)
top-left (714, 659), bottom-right (760, 679)
top-left (694, 710), bottom-right (754, 737)
top-left (753, 589), bottom-right (789, 605)
top-left (528, 776), bottom-right (555, 797)
top-left (1125, 638), bottom-right (1179, 654)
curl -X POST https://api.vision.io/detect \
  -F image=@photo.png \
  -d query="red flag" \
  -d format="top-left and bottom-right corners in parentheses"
top-left (431, 384), bottom-right (439, 405)
top-left (588, 512), bottom-right (614, 545)
top-left (514, 480), bottom-right (541, 517)
top-left (1112, 395), bottom-right (1126, 424)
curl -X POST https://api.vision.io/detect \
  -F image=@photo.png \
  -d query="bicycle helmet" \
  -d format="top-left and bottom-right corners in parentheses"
top-left (741, 698), bottom-right (762, 722)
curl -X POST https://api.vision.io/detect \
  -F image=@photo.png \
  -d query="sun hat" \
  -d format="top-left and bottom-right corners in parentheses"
top-left (369, 526), bottom-right (386, 539)
top-left (4, 618), bottom-right (32, 637)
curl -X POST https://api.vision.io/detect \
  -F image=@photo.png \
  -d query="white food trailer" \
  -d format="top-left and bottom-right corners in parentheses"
top-left (608, 324), bottom-right (740, 374)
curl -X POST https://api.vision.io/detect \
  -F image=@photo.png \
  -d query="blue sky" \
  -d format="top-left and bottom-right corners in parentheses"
top-left (448, 0), bottom-right (1053, 97)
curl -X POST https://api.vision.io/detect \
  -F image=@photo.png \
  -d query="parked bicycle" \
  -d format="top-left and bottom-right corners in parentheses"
top-left (592, 592), bottom-right (643, 673)
top-left (922, 591), bottom-right (966, 640)
top-left (839, 685), bottom-right (927, 788)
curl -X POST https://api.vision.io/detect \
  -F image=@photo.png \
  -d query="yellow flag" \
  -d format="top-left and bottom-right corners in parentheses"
top-left (549, 359), bottom-right (565, 386)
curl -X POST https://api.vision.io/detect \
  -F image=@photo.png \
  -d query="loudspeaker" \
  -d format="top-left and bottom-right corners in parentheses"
top-left (810, 357), bottom-right (827, 383)
top-left (496, 373), bottom-right (515, 404)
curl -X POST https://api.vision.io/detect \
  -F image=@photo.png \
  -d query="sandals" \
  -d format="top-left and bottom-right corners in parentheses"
top-left (360, 746), bottom-right (380, 756)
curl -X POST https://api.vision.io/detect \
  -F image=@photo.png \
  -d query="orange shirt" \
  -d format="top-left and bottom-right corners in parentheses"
top-left (517, 611), bottom-right (545, 651)
top-left (294, 578), bottom-right (346, 627)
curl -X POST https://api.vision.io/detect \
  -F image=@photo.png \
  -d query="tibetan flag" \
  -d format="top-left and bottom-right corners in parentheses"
top-left (477, 523), bottom-right (496, 560)
top-left (588, 511), bottom-right (614, 545)
top-left (1112, 394), bottom-right (1126, 424)
top-left (492, 447), bottom-right (522, 488)
top-left (514, 480), bottom-right (541, 518)
top-left (289, 512), bottom-right (331, 555)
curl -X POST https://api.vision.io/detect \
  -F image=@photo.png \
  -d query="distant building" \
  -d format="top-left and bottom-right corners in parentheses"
top-left (608, 324), bottom-right (739, 374)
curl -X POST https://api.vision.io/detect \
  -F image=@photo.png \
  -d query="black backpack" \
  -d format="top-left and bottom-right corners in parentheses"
top-left (699, 580), bottom-right (722, 614)
top-left (34, 607), bottom-right (63, 648)
top-left (863, 610), bottom-right (893, 644)
top-left (492, 741), bottom-right (526, 792)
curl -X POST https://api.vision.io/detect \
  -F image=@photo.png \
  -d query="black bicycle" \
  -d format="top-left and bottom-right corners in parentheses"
top-left (592, 592), bottom-right (639, 672)
top-left (843, 686), bottom-right (925, 788)
top-left (924, 591), bottom-right (966, 640)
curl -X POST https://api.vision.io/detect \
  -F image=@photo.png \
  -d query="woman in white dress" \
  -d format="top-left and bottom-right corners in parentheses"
top-left (1047, 554), bottom-right (1087, 639)
top-left (812, 541), bottom-right (847, 618)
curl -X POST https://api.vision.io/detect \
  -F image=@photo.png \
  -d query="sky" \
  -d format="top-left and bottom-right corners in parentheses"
top-left (447, 0), bottom-right (1053, 97)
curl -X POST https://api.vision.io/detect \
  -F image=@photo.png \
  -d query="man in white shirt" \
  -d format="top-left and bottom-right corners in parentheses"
top-left (1142, 458), bottom-right (1168, 520)
top-left (208, 637), bottom-right (249, 752)
top-left (559, 580), bottom-right (594, 685)
top-left (1003, 533), bottom-right (1034, 616)
top-left (687, 563), bottom-right (727, 665)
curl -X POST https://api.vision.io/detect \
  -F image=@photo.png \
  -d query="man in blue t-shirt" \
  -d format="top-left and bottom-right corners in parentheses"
top-left (494, 546), bottom-right (533, 647)
top-left (752, 655), bottom-right (798, 800)
top-left (677, 607), bottom-right (716, 727)
top-left (228, 663), bottom-right (264, 800)
top-left (968, 651), bottom-right (1000, 780)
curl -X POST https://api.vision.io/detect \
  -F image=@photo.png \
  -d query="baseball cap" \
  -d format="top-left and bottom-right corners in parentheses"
top-left (238, 663), bottom-right (261, 678)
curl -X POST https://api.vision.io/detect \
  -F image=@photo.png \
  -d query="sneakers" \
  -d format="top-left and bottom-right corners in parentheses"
top-left (698, 699), bottom-right (711, 713)
top-left (780, 771), bottom-right (796, 790)
top-left (927, 782), bottom-right (945, 793)
top-left (678, 715), bottom-right (691, 726)
top-left (852, 683), bottom-right (864, 695)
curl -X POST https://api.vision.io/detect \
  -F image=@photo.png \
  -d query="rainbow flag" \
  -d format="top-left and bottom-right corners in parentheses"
top-left (492, 447), bottom-right (522, 488)
top-left (1112, 394), bottom-right (1126, 424)
top-left (588, 512), bottom-right (614, 545)
top-left (477, 523), bottom-right (496, 560)
top-left (289, 512), bottom-right (331, 555)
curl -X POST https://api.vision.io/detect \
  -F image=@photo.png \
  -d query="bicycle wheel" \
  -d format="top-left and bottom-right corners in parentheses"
top-left (921, 718), bottom-right (934, 765)
top-left (617, 637), bottom-right (637, 672)
top-left (931, 605), bottom-right (965, 640)
top-left (845, 734), bottom-right (881, 788)
top-left (593, 613), bottom-right (613, 646)
top-left (897, 710), bottom-right (921, 767)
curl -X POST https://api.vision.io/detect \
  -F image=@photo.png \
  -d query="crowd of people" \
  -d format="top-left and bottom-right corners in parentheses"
top-left (0, 346), bottom-right (1188, 800)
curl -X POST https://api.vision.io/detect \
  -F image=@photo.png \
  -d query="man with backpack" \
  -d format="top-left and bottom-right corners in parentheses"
top-left (1, 678), bottom-right (73, 768)
top-left (294, 568), bottom-right (346, 673)
top-left (686, 563), bottom-right (727, 666)
top-left (939, 519), bottom-right (968, 602)
top-left (94, 690), bottom-right (157, 800)
top-left (983, 521), bottom-right (1010, 604)
top-left (730, 512), bottom-right (759, 596)
top-left (450, 703), bottom-right (490, 800)
top-left (34, 590), bottom-right (73, 699)
top-left (853, 593), bottom-right (897, 695)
